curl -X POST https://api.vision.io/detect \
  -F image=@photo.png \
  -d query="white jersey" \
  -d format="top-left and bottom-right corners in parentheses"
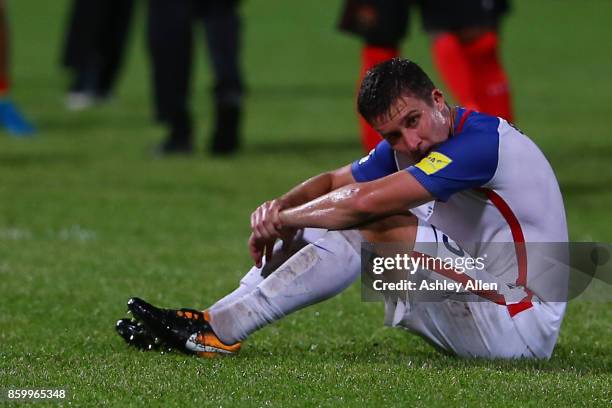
top-left (352, 108), bottom-right (568, 357)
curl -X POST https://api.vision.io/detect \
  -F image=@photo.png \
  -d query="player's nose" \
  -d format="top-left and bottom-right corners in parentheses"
top-left (404, 133), bottom-right (420, 152)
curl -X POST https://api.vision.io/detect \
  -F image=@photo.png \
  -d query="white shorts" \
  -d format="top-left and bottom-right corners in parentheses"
top-left (386, 297), bottom-right (537, 358)
top-left (382, 219), bottom-right (562, 359)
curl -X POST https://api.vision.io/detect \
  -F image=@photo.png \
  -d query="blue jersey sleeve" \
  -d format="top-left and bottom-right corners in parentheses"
top-left (407, 114), bottom-right (500, 201)
top-left (351, 140), bottom-right (397, 182)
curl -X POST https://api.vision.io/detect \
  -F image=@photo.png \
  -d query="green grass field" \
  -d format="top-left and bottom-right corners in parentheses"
top-left (1, 0), bottom-right (611, 406)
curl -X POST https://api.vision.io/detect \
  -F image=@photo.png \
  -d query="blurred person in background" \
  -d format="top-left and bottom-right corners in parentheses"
top-left (147, 0), bottom-right (244, 156)
top-left (61, 0), bottom-right (136, 110)
top-left (339, 0), bottom-right (513, 151)
top-left (0, 0), bottom-right (35, 136)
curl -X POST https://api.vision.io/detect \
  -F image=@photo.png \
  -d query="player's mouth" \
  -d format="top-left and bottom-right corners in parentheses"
top-left (416, 142), bottom-right (430, 158)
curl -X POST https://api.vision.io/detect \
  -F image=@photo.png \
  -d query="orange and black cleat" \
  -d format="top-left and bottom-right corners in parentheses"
top-left (126, 297), bottom-right (240, 358)
top-left (115, 318), bottom-right (164, 351)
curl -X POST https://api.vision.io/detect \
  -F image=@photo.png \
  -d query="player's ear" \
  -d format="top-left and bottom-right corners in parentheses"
top-left (431, 89), bottom-right (445, 109)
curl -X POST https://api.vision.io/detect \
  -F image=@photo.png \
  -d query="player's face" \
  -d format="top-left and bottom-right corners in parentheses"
top-left (371, 90), bottom-right (450, 160)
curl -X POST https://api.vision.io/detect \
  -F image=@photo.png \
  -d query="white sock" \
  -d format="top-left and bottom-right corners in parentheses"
top-left (208, 230), bottom-right (361, 344)
top-left (208, 228), bottom-right (328, 310)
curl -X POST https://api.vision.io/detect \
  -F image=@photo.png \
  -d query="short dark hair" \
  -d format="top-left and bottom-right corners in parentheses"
top-left (357, 58), bottom-right (436, 123)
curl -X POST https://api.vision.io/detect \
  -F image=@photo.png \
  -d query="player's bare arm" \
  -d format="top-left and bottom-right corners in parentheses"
top-left (249, 164), bottom-right (356, 266)
top-left (278, 170), bottom-right (432, 230)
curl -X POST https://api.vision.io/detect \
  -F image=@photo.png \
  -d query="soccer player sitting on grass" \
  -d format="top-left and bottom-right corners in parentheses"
top-left (116, 58), bottom-right (568, 359)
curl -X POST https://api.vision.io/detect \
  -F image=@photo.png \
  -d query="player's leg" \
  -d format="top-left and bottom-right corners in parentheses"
top-left (61, 0), bottom-right (102, 110)
top-left (123, 214), bottom-right (427, 355)
top-left (421, 0), bottom-right (481, 112)
top-left (210, 228), bottom-right (329, 310)
top-left (125, 228), bottom-right (361, 356)
top-left (163, 215), bottom-right (421, 351)
top-left (461, 28), bottom-right (513, 121)
top-left (423, 0), bottom-right (513, 121)
top-left (430, 31), bottom-right (480, 111)
top-left (95, 0), bottom-right (136, 100)
top-left (147, 0), bottom-right (195, 154)
top-left (207, 229), bottom-right (362, 345)
top-left (62, 0), bottom-right (133, 107)
top-left (200, 0), bottom-right (244, 155)
top-left (338, 0), bottom-right (409, 152)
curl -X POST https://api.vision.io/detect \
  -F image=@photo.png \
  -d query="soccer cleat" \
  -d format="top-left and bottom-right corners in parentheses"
top-left (127, 297), bottom-right (241, 358)
top-left (115, 318), bottom-right (164, 351)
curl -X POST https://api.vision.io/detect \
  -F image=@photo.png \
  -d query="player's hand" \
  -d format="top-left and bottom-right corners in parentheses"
top-left (250, 198), bottom-right (298, 267)
top-left (250, 198), bottom-right (286, 242)
top-left (248, 232), bottom-right (276, 268)
top-left (247, 228), bottom-right (300, 268)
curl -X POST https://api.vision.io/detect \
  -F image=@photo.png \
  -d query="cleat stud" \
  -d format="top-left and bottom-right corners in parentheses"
top-left (129, 335), bottom-right (134, 341)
